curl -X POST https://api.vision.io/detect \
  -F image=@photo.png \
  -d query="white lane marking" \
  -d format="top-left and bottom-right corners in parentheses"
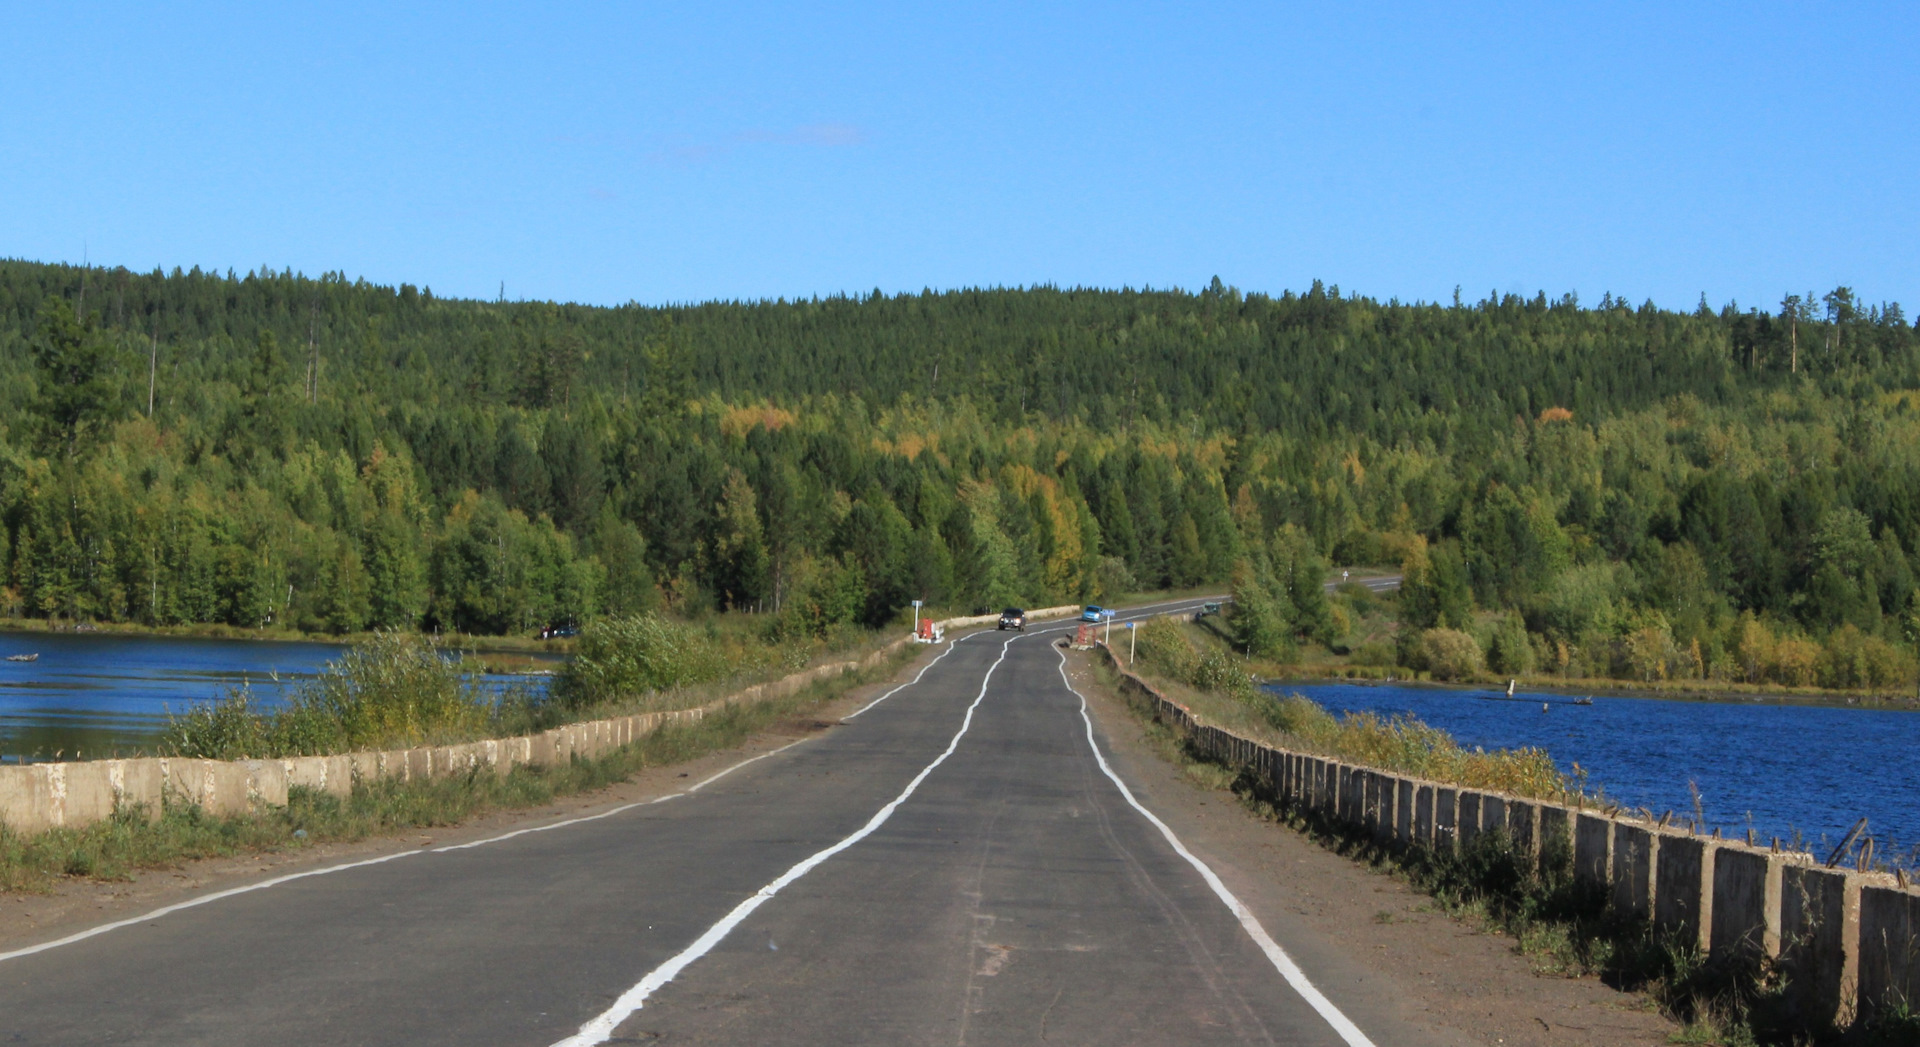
top-left (845, 596), bottom-right (1210, 719)
top-left (1053, 647), bottom-right (1379, 1047)
top-left (549, 635), bottom-right (1019, 1047)
top-left (0, 601), bottom-right (1210, 968)
top-left (842, 631), bottom-right (976, 719)
top-left (0, 735), bottom-right (823, 965)
top-left (431, 737), bottom-right (813, 854)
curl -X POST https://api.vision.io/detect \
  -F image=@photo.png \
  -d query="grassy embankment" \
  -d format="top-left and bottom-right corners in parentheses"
top-left (0, 614), bottom-right (916, 893)
top-left (1103, 614), bottom-right (1918, 1047)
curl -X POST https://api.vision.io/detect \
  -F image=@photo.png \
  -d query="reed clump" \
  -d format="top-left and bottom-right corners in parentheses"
top-left (162, 632), bottom-right (498, 758)
top-left (1263, 696), bottom-right (1571, 799)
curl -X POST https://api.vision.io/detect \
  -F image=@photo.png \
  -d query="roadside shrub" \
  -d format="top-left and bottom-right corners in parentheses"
top-left (159, 686), bottom-right (271, 760)
top-left (556, 613), bottom-right (734, 709)
top-left (1136, 615), bottom-right (1255, 699)
top-left (1420, 628), bottom-right (1483, 681)
top-left (162, 632), bottom-right (490, 757)
top-left (277, 631), bottom-right (489, 750)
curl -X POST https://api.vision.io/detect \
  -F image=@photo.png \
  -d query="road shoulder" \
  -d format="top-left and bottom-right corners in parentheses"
top-left (1063, 646), bottom-right (1679, 1047)
top-left (0, 642), bottom-right (954, 954)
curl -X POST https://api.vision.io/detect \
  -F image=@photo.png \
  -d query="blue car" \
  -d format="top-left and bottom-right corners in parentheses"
top-left (1081, 604), bottom-right (1104, 622)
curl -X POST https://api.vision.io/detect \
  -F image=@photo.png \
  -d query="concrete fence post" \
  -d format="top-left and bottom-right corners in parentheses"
top-left (0, 765), bottom-right (56, 832)
top-left (1479, 794), bottom-right (1508, 839)
top-left (1374, 775), bottom-right (1397, 844)
top-left (1858, 883), bottom-right (1920, 1021)
top-left (1506, 799), bottom-right (1538, 859)
top-left (1412, 783), bottom-right (1435, 847)
top-left (286, 757), bottom-right (326, 794)
top-left (120, 758), bottom-right (165, 817)
top-left (1710, 846), bottom-right (1784, 962)
top-left (1457, 790), bottom-right (1485, 849)
top-left (1655, 832), bottom-right (1716, 951)
top-left (1394, 778), bottom-right (1415, 847)
top-left (320, 754), bottom-right (352, 796)
top-left (62, 761), bottom-right (116, 826)
top-left (1538, 804), bottom-right (1573, 877)
top-left (1573, 811), bottom-right (1613, 894)
top-left (1611, 821), bottom-right (1658, 922)
top-left (1781, 864), bottom-right (1860, 1030)
top-left (1434, 787), bottom-right (1459, 854)
top-left (244, 760), bottom-right (288, 810)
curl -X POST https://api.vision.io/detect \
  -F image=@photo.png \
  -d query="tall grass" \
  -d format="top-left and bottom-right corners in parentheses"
top-left (1131, 615), bottom-right (1573, 800)
top-left (162, 632), bottom-right (498, 758)
top-left (1262, 695), bottom-right (1572, 799)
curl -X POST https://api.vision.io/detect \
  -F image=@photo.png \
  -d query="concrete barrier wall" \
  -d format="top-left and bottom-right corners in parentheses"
top-left (1085, 641), bottom-right (1916, 1034)
top-left (0, 619), bottom-right (948, 835)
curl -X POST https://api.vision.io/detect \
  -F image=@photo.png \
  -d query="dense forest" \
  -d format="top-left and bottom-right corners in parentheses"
top-left (1, 259), bottom-right (1916, 688)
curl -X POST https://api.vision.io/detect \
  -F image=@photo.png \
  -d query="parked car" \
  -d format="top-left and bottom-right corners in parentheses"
top-left (1081, 604), bottom-right (1104, 622)
top-left (998, 608), bottom-right (1027, 631)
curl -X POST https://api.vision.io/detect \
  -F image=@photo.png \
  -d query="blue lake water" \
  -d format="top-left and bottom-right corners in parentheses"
top-left (1271, 681), bottom-right (1920, 866)
top-left (0, 630), bottom-right (552, 761)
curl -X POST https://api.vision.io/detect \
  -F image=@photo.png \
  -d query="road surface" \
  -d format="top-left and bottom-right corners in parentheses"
top-left (1326, 573), bottom-right (1401, 594)
top-left (0, 600), bottom-right (1420, 1046)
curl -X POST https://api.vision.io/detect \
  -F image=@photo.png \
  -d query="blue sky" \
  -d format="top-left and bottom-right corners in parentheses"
top-left (3, 3), bottom-right (1914, 310)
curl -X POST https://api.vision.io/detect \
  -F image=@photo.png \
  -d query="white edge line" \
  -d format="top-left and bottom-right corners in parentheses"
top-left (0, 600), bottom-right (1210, 967)
top-left (0, 735), bottom-right (826, 965)
top-left (842, 597), bottom-right (1208, 721)
top-left (842, 631), bottom-right (973, 719)
top-left (1053, 646), bottom-right (1379, 1047)
top-left (549, 635), bottom-right (1017, 1047)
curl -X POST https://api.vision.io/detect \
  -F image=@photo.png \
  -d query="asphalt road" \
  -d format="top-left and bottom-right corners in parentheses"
top-left (0, 601), bottom-right (1409, 1046)
top-left (1326, 573), bottom-right (1401, 594)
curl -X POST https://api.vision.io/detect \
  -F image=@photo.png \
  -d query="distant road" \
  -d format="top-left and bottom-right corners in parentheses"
top-left (1326, 572), bottom-right (1402, 593)
top-left (0, 597), bottom-right (1406, 1046)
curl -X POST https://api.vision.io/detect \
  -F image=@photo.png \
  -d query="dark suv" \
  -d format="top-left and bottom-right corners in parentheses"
top-left (998, 608), bottom-right (1027, 631)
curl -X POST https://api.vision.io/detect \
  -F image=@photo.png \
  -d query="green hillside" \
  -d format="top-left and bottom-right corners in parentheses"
top-left (1, 259), bottom-right (1915, 688)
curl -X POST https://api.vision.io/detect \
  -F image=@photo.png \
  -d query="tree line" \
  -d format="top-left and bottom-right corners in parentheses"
top-left (2, 259), bottom-right (1917, 689)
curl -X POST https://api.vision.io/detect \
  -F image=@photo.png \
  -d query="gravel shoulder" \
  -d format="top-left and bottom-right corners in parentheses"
top-left (1064, 647), bottom-right (1681, 1047)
